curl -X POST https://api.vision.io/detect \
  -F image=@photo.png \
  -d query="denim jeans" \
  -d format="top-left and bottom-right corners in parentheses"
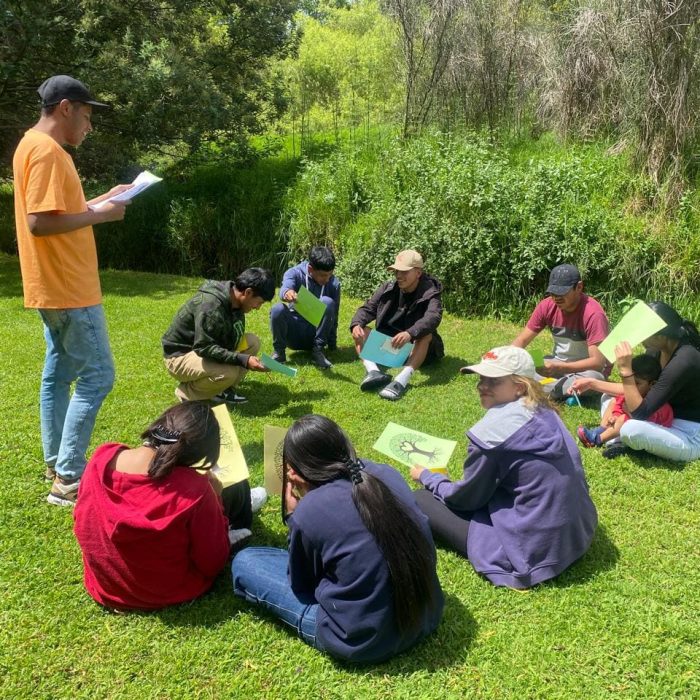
top-left (232, 547), bottom-right (320, 648)
top-left (38, 305), bottom-right (115, 481)
top-left (620, 418), bottom-right (700, 462)
top-left (269, 298), bottom-right (337, 352)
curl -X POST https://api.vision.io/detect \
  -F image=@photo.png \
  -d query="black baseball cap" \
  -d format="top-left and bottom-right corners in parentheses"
top-left (546, 264), bottom-right (581, 295)
top-left (38, 75), bottom-right (110, 109)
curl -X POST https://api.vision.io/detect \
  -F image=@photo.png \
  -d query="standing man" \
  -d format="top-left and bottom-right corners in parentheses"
top-left (13, 75), bottom-right (133, 506)
top-left (269, 246), bottom-right (340, 369)
top-left (350, 249), bottom-right (444, 401)
top-left (512, 264), bottom-right (611, 399)
top-left (162, 269), bottom-right (275, 405)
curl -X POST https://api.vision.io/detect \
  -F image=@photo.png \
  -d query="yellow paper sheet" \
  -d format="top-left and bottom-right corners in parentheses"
top-left (264, 425), bottom-right (287, 495)
top-left (210, 404), bottom-right (249, 487)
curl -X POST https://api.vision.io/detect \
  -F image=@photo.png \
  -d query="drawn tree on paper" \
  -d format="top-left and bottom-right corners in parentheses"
top-left (389, 432), bottom-right (439, 464)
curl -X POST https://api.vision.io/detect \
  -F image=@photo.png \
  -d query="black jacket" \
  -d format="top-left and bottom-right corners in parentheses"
top-left (162, 280), bottom-right (250, 366)
top-left (350, 274), bottom-right (444, 349)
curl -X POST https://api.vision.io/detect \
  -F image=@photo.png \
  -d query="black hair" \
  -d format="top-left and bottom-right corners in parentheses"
top-left (646, 301), bottom-right (700, 350)
top-left (309, 246), bottom-right (335, 271)
top-left (631, 354), bottom-right (662, 382)
top-left (141, 401), bottom-right (220, 479)
top-left (41, 100), bottom-right (83, 116)
top-left (234, 267), bottom-right (275, 302)
top-left (282, 414), bottom-right (437, 636)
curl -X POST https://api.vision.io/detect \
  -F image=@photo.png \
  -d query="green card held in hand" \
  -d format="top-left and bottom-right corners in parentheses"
top-left (529, 348), bottom-right (544, 368)
top-left (294, 285), bottom-right (326, 327)
top-left (261, 353), bottom-right (298, 378)
top-left (598, 301), bottom-right (667, 362)
top-left (373, 422), bottom-right (457, 470)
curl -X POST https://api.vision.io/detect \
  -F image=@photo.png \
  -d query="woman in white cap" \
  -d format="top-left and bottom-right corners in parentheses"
top-left (411, 346), bottom-right (598, 589)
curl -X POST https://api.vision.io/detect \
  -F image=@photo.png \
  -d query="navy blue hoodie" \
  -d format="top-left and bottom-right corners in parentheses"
top-left (287, 460), bottom-right (444, 663)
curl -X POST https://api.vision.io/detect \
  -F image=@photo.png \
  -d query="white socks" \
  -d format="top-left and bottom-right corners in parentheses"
top-left (362, 359), bottom-right (380, 373)
top-left (394, 366), bottom-right (414, 387)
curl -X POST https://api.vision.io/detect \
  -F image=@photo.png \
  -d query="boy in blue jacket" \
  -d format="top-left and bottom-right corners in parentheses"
top-left (270, 246), bottom-right (341, 369)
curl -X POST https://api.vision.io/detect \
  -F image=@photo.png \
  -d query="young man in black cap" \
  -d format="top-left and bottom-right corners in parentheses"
top-left (511, 263), bottom-right (611, 399)
top-left (13, 75), bottom-right (133, 506)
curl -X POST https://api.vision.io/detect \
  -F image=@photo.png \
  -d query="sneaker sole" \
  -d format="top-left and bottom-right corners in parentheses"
top-left (47, 493), bottom-right (77, 507)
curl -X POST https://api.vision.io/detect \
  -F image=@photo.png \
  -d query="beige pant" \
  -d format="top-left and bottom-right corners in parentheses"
top-left (164, 333), bottom-right (260, 401)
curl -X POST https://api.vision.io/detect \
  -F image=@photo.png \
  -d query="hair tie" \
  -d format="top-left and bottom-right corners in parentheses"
top-left (346, 458), bottom-right (364, 485)
top-left (145, 425), bottom-right (181, 448)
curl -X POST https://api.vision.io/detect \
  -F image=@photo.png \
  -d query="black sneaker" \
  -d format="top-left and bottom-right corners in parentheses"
top-left (271, 349), bottom-right (286, 364)
top-left (214, 388), bottom-right (248, 405)
top-left (311, 347), bottom-right (332, 370)
top-left (602, 443), bottom-right (629, 459)
top-left (360, 369), bottom-right (392, 391)
top-left (379, 380), bottom-right (408, 401)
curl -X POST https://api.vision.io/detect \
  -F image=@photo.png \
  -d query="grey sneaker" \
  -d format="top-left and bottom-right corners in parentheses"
top-left (311, 347), bottom-right (332, 370)
top-left (379, 380), bottom-right (408, 401)
top-left (360, 369), bottom-right (392, 392)
top-left (44, 464), bottom-right (56, 482)
top-left (47, 476), bottom-right (80, 507)
top-left (228, 527), bottom-right (253, 547)
top-left (250, 486), bottom-right (268, 514)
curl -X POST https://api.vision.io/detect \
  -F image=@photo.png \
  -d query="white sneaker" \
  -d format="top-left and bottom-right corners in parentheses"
top-left (250, 486), bottom-right (268, 514)
top-left (228, 527), bottom-right (252, 546)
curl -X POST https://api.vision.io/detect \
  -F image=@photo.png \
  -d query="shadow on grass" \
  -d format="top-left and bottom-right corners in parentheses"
top-left (624, 449), bottom-right (686, 471)
top-left (546, 523), bottom-right (620, 588)
top-left (420, 355), bottom-right (469, 387)
top-left (232, 381), bottom-right (330, 418)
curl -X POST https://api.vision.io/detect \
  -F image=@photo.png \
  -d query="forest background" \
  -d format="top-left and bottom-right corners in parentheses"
top-left (1, 0), bottom-right (699, 321)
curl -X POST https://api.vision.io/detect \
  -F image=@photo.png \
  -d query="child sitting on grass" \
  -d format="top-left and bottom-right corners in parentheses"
top-left (577, 355), bottom-right (673, 453)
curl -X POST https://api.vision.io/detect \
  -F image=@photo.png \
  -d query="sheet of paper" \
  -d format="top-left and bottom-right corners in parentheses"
top-left (209, 404), bottom-right (249, 487)
top-left (529, 348), bottom-right (544, 368)
top-left (91, 170), bottom-right (163, 210)
top-left (262, 352), bottom-right (298, 378)
top-left (263, 425), bottom-right (287, 495)
top-left (373, 422), bottom-right (457, 470)
top-left (293, 285), bottom-right (326, 327)
top-left (359, 329), bottom-right (413, 368)
top-left (598, 301), bottom-right (667, 362)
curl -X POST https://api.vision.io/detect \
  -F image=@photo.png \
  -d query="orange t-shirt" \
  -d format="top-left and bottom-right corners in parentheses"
top-left (13, 128), bottom-right (101, 308)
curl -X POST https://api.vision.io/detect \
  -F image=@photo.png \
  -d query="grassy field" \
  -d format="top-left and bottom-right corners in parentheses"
top-left (0, 253), bottom-right (698, 699)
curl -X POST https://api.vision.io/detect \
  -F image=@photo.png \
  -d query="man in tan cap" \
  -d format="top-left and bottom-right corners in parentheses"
top-left (350, 249), bottom-right (444, 400)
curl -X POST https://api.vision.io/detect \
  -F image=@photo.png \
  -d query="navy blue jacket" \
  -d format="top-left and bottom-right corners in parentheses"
top-left (287, 460), bottom-right (444, 663)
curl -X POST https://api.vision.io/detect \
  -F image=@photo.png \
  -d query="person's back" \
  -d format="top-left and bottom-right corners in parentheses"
top-left (288, 459), bottom-right (443, 663)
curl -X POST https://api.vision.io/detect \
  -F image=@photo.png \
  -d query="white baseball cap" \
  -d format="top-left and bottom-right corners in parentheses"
top-left (460, 346), bottom-right (536, 379)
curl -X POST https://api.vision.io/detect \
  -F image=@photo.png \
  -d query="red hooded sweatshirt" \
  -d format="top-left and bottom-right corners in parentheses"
top-left (73, 443), bottom-right (230, 610)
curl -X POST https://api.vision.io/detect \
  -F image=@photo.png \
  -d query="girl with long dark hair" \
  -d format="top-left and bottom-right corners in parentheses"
top-left (571, 301), bottom-right (700, 461)
top-left (74, 401), bottom-right (264, 611)
top-left (231, 414), bottom-right (444, 664)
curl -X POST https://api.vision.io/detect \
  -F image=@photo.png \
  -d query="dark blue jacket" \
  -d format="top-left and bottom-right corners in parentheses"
top-left (287, 460), bottom-right (444, 663)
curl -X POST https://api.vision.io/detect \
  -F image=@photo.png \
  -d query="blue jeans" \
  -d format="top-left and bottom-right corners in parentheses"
top-left (270, 298), bottom-right (337, 352)
top-left (232, 547), bottom-right (320, 648)
top-left (38, 305), bottom-right (115, 481)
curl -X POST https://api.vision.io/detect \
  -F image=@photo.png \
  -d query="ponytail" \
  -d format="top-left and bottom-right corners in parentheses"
top-left (141, 401), bottom-right (220, 478)
top-left (283, 415), bottom-right (437, 635)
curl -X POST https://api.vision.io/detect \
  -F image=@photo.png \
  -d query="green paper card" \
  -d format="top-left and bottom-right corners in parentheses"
top-left (529, 348), bottom-right (544, 368)
top-left (294, 285), bottom-right (326, 327)
top-left (262, 353), bottom-right (298, 378)
top-left (598, 301), bottom-right (667, 362)
top-left (373, 422), bottom-right (457, 471)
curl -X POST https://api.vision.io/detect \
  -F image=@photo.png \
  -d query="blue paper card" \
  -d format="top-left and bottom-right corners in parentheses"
top-left (359, 329), bottom-right (413, 368)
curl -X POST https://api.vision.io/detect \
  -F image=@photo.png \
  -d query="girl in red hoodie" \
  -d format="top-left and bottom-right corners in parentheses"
top-left (74, 402), bottom-right (232, 611)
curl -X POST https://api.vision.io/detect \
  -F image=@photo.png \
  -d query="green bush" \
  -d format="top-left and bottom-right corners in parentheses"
top-left (284, 132), bottom-right (700, 322)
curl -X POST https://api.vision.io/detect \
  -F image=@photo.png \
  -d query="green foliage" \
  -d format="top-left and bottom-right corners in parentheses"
top-left (284, 131), bottom-right (700, 321)
top-left (1, 255), bottom-right (699, 698)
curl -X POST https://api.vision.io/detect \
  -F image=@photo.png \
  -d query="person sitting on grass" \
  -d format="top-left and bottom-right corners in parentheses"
top-left (73, 402), bottom-right (268, 612)
top-left (269, 246), bottom-right (340, 370)
top-left (569, 301), bottom-right (700, 462)
top-left (231, 414), bottom-right (444, 664)
top-left (411, 346), bottom-right (598, 590)
top-left (577, 355), bottom-right (673, 454)
top-left (512, 264), bottom-right (611, 400)
top-left (350, 249), bottom-right (444, 401)
top-left (162, 269), bottom-right (274, 406)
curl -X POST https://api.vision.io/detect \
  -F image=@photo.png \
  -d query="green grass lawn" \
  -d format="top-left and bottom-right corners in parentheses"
top-left (0, 253), bottom-right (698, 699)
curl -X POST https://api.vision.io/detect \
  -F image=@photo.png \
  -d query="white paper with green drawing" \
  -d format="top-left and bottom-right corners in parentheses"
top-left (373, 422), bottom-right (457, 470)
top-left (598, 301), bottom-right (667, 362)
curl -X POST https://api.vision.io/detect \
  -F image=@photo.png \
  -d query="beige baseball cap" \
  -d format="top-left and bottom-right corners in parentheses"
top-left (460, 346), bottom-right (536, 379)
top-left (388, 249), bottom-right (424, 271)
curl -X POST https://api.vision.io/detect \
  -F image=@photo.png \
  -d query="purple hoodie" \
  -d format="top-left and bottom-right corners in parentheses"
top-left (419, 400), bottom-right (597, 589)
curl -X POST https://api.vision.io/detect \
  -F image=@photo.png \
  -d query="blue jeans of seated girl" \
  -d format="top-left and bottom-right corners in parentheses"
top-left (232, 547), bottom-right (320, 648)
top-left (38, 305), bottom-right (115, 481)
